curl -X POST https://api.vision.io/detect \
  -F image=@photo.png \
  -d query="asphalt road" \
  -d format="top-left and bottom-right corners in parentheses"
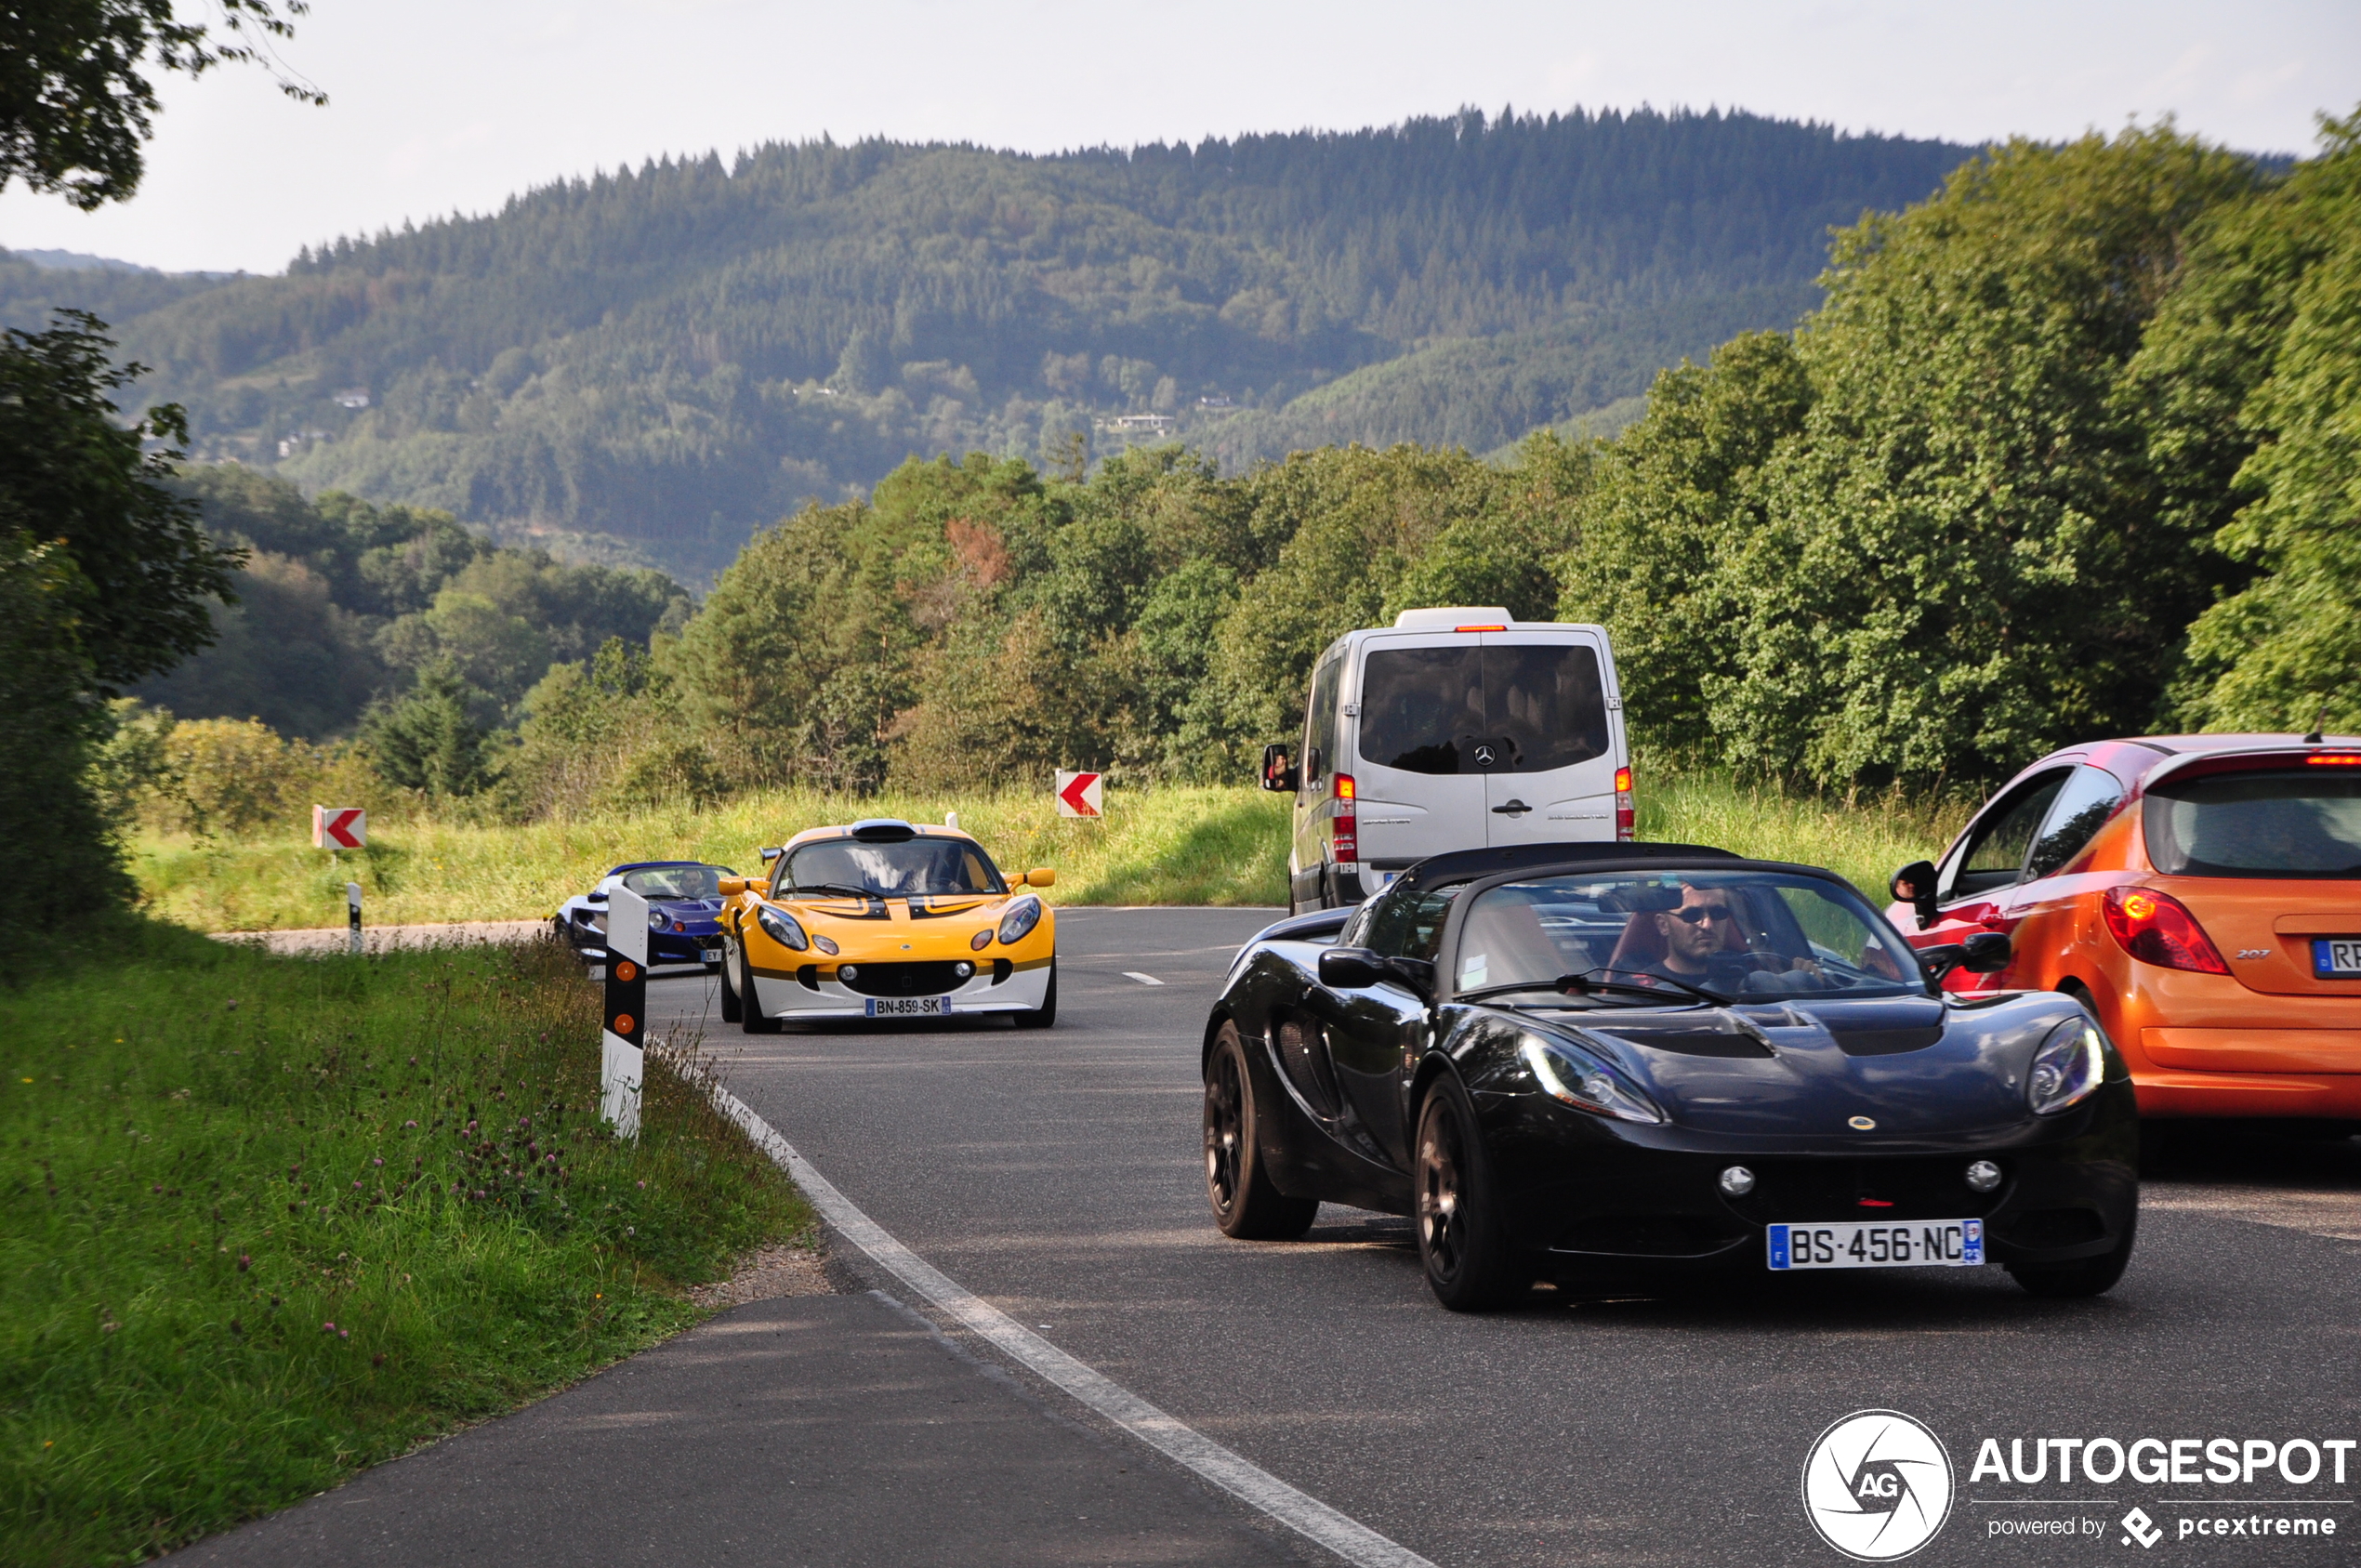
top-left (646, 907), bottom-right (2361, 1568)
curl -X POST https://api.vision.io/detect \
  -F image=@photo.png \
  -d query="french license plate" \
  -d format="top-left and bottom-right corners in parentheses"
top-left (1768, 1219), bottom-right (1984, 1271)
top-left (2312, 938), bottom-right (2361, 979)
top-left (865, 995), bottom-right (950, 1018)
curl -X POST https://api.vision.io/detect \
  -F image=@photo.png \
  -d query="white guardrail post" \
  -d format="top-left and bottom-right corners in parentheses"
top-left (600, 886), bottom-right (650, 1139)
top-left (347, 881), bottom-right (363, 955)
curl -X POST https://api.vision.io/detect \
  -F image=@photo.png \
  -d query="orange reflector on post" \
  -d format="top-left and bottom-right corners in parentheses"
top-left (613, 1013), bottom-right (636, 1035)
top-left (613, 959), bottom-right (638, 982)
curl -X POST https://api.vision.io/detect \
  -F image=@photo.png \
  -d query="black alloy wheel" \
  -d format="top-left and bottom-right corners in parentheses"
top-left (1203, 1022), bottom-right (1318, 1239)
top-left (1013, 961), bottom-right (1058, 1029)
top-left (718, 939), bottom-right (743, 1022)
top-left (2008, 1210), bottom-right (2137, 1298)
top-left (1415, 1074), bottom-right (1521, 1311)
top-left (737, 941), bottom-right (782, 1034)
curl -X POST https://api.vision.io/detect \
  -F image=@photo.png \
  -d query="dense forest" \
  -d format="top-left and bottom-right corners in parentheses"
top-left (2, 109), bottom-right (1969, 579)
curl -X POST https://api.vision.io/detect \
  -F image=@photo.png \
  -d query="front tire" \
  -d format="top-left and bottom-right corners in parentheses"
top-left (1203, 1023), bottom-right (1318, 1239)
top-left (719, 941), bottom-right (744, 1023)
top-left (2009, 1210), bottom-right (2136, 1298)
top-left (1415, 1074), bottom-right (1522, 1311)
top-left (1014, 961), bottom-right (1058, 1029)
top-left (736, 942), bottom-right (781, 1034)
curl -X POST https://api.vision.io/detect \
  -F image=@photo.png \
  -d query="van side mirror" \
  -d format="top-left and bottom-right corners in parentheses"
top-left (1260, 743), bottom-right (1299, 794)
top-left (1890, 860), bottom-right (1939, 930)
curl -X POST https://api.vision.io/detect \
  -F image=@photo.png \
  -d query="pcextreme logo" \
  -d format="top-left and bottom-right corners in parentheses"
top-left (1803, 1409), bottom-right (1958, 1561)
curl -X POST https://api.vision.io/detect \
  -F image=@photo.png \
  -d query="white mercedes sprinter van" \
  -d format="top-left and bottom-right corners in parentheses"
top-left (1260, 608), bottom-right (1631, 912)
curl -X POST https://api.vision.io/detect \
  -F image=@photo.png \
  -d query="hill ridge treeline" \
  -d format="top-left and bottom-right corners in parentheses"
top-left (1, 107), bottom-right (1972, 578)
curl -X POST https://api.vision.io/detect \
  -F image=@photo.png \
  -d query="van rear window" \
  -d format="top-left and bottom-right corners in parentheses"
top-left (1358, 643), bottom-right (1609, 776)
top-left (2144, 771), bottom-right (2361, 877)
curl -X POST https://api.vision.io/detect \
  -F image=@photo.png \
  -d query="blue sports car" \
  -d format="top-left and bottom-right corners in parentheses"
top-left (554, 861), bottom-right (737, 970)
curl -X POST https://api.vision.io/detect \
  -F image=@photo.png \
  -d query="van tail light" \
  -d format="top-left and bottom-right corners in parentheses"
top-left (1614, 764), bottom-right (1635, 842)
top-left (1331, 773), bottom-right (1358, 863)
top-left (2102, 886), bottom-right (2229, 974)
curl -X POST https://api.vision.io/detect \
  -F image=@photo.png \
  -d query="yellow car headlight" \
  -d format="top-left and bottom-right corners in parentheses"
top-left (996, 895), bottom-right (1043, 945)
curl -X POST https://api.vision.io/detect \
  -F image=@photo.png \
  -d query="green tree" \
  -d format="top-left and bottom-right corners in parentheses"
top-left (0, 0), bottom-right (321, 208)
top-left (1556, 333), bottom-right (1811, 762)
top-left (1717, 126), bottom-right (2257, 786)
top-left (2149, 112), bottom-right (2361, 731)
top-left (0, 311), bottom-right (241, 687)
top-left (361, 661), bottom-right (489, 798)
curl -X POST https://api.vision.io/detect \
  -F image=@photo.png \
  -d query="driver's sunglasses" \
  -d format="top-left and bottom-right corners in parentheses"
top-left (1670, 904), bottom-right (1737, 925)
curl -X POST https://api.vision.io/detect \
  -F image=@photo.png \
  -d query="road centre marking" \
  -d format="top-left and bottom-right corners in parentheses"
top-left (709, 1087), bottom-right (1437, 1568)
top-left (1122, 971), bottom-right (1166, 986)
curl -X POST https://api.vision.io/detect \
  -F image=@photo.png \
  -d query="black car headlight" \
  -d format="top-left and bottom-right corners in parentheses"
top-left (1519, 1034), bottom-right (1664, 1125)
top-left (996, 895), bottom-right (1043, 946)
top-left (2028, 1018), bottom-right (2105, 1115)
top-left (755, 904), bottom-right (810, 952)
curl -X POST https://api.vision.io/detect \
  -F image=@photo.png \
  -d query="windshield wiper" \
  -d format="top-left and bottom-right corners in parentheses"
top-left (1458, 967), bottom-right (1728, 1007)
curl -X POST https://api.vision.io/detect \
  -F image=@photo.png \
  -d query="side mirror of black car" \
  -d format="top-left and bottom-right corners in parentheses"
top-left (1260, 743), bottom-right (1299, 795)
top-left (586, 891), bottom-right (608, 903)
top-left (1890, 860), bottom-right (1940, 930)
top-left (1959, 930), bottom-right (2011, 972)
top-left (1916, 931), bottom-right (2011, 981)
top-left (1318, 946), bottom-right (1385, 989)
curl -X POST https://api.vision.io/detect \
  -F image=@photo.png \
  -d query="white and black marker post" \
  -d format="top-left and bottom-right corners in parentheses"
top-left (346, 881), bottom-right (363, 955)
top-left (600, 885), bottom-right (649, 1139)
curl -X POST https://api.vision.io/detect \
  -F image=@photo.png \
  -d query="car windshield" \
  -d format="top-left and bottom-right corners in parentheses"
top-left (2145, 769), bottom-right (2361, 877)
top-left (619, 865), bottom-right (728, 900)
top-left (1454, 870), bottom-right (1923, 1003)
top-left (778, 837), bottom-right (1005, 897)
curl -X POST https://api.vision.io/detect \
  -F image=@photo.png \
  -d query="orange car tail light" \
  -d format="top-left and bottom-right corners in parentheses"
top-left (1614, 765), bottom-right (1635, 841)
top-left (2103, 886), bottom-right (2230, 974)
top-left (2306, 753), bottom-right (2361, 766)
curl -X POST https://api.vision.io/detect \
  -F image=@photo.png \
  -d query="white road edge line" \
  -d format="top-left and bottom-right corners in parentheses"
top-left (708, 1086), bottom-right (1437, 1568)
top-left (1122, 971), bottom-right (1166, 986)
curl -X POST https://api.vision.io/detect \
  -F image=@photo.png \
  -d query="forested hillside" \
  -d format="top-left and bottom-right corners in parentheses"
top-left (23, 109), bottom-right (1967, 579)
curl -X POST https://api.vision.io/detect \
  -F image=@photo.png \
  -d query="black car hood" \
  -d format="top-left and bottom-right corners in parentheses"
top-left (1562, 992), bottom-right (2070, 1139)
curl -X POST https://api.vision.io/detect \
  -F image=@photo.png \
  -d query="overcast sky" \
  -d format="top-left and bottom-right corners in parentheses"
top-left (3, 0), bottom-right (2354, 275)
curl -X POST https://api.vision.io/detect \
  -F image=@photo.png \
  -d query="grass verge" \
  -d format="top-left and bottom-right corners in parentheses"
top-left (131, 786), bottom-right (1294, 931)
top-left (1641, 773), bottom-right (1972, 898)
top-left (127, 774), bottom-right (1968, 932)
top-left (1, 926), bottom-right (810, 1566)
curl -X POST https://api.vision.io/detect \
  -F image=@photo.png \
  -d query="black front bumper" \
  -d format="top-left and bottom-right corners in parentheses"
top-left (1478, 1082), bottom-right (2140, 1274)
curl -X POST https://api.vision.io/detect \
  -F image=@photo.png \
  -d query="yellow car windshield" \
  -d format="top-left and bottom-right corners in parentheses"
top-left (778, 837), bottom-right (1005, 898)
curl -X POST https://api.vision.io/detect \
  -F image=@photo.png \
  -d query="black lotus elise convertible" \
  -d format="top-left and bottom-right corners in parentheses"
top-left (1201, 842), bottom-right (2137, 1311)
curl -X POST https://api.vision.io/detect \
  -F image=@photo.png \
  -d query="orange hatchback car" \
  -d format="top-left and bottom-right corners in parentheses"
top-left (1886, 734), bottom-right (2361, 1124)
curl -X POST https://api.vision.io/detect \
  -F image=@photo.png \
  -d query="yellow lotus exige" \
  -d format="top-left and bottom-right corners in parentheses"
top-left (717, 818), bottom-right (1057, 1032)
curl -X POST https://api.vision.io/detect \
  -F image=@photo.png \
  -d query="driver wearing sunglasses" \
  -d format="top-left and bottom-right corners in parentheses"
top-left (1652, 883), bottom-right (1825, 991)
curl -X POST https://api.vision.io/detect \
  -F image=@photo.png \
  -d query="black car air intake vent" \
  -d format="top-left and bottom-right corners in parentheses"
top-left (1830, 1026), bottom-right (1946, 1057)
top-left (1592, 1023), bottom-right (1773, 1059)
top-left (836, 961), bottom-right (969, 997)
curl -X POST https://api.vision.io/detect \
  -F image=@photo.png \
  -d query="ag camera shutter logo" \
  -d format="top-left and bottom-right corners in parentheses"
top-left (1802, 1410), bottom-right (1955, 1561)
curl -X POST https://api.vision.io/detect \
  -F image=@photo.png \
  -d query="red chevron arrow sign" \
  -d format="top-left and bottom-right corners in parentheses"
top-left (1055, 771), bottom-right (1103, 819)
top-left (312, 805), bottom-right (367, 849)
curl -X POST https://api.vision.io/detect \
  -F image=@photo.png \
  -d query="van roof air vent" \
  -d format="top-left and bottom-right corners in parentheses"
top-left (1392, 606), bottom-right (1515, 629)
